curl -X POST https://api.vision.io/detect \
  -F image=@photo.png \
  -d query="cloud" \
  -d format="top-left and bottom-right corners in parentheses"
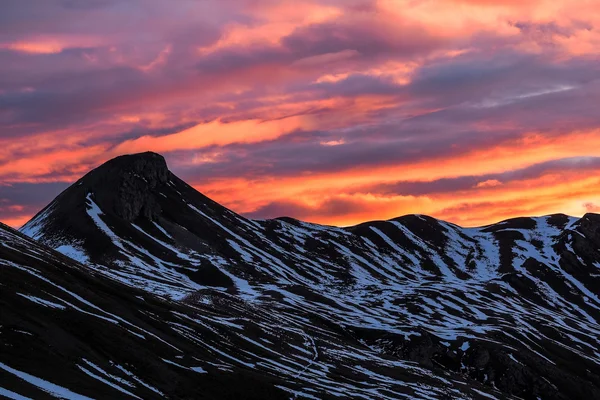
top-left (112, 116), bottom-right (309, 155)
top-left (320, 139), bottom-right (345, 146)
top-left (2, 0), bottom-right (600, 227)
top-left (583, 202), bottom-right (600, 213)
top-left (0, 182), bottom-right (68, 227)
top-left (245, 194), bottom-right (381, 220)
top-left (476, 179), bottom-right (503, 188)
top-left (366, 157), bottom-right (600, 196)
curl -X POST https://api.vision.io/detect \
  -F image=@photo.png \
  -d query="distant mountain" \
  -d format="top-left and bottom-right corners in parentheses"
top-left (5, 151), bottom-right (600, 399)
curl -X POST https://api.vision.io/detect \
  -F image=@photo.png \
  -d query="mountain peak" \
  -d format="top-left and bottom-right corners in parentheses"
top-left (81, 152), bottom-right (170, 221)
top-left (104, 150), bottom-right (166, 165)
top-left (95, 151), bottom-right (169, 181)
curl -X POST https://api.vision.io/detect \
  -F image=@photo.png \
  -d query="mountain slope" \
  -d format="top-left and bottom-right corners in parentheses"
top-left (1, 222), bottom-right (508, 400)
top-left (17, 151), bottom-right (600, 399)
top-left (0, 222), bottom-right (291, 399)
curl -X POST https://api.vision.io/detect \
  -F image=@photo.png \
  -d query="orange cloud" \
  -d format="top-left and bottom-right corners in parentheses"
top-left (476, 179), bottom-right (503, 188)
top-left (112, 116), bottom-right (310, 155)
top-left (0, 35), bottom-right (105, 54)
top-left (187, 128), bottom-right (600, 227)
top-left (234, 169), bottom-right (600, 227)
top-left (2, 215), bottom-right (31, 229)
top-left (0, 41), bottom-right (65, 54)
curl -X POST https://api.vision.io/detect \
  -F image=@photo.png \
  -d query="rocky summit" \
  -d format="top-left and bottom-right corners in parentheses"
top-left (1, 152), bottom-right (599, 399)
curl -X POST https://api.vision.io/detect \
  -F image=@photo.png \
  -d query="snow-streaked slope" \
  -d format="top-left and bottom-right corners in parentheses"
top-left (2, 222), bottom-right (509, 400)
top-left (17, 152), bottom-right (600, 399)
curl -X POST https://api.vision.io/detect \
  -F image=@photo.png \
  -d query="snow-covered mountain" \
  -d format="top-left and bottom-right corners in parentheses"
top-left (5, 151), bottom-right (600, 399)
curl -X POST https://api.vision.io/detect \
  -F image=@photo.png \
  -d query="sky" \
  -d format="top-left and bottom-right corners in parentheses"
top-left (1, 0), bottom-right (600, 228)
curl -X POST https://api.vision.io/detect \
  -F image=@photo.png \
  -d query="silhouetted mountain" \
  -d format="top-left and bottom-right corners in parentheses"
top-left (6, 152), bottom-right (600, 399)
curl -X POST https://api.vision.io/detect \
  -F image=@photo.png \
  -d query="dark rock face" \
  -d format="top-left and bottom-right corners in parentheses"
top-left (82, 152), bottom-right (170, 221)
top-left (577, 213), bottom-right (600, 245)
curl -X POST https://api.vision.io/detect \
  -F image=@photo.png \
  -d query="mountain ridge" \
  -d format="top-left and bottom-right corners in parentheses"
top-left (21, 151), bottom-right (590, 232)
top-left (5, 151), bottom-right (600, 399)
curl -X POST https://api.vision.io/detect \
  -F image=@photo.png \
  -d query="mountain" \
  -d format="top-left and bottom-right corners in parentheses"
top-left (3, 220), bottom-right (522, 400)
top-left (0, 222), bottom-right (292, 399)
top-left (7, 151), bottom-right (600, 399)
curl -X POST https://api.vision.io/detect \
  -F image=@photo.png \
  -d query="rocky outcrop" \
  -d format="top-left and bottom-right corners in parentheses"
top-left (82, 152), bottom-right (170, 221)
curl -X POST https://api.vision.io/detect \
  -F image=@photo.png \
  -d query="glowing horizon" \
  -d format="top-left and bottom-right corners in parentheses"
top-left (1, 0), bottom-right (600, 228)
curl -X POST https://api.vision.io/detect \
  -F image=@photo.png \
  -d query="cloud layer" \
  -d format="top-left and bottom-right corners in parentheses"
top-left (1, 0), bottom-right (600, 227)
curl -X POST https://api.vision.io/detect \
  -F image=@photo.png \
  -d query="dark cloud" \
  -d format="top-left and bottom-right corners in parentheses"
top-left (0, 182), bottom-right (68, 223)
top-left (511, 20), bottom-right (593, 47)
top-left (196, 12), bottom-right (444, 77)
top-left (83, 121), bottom-right (200, 146)
top-left (309, 74), bottom-right (404, 97)
top-left (281, 17), bottom-right (442, 60)
top-left (60, 0), bottom-right (118, 10)
top-left (0, 66), bottom-right (147, 126)
top-left (245, 197), bottom-right (367, 220)
top-left (406, 51), bottom-right (600, 109)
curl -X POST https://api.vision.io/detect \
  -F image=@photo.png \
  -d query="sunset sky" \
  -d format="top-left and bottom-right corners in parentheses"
top-left (1, 0), bottom-right (600, 228)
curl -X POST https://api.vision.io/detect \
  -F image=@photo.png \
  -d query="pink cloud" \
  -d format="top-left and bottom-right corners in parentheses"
top-left (583, 202), bottom-right (600, 213)
top-left (476, 179), bottom-right (503, 188)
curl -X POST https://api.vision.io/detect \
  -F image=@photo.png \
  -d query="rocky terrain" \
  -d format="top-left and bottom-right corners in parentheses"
top-left (1, 152), bottom-right (599, 399)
